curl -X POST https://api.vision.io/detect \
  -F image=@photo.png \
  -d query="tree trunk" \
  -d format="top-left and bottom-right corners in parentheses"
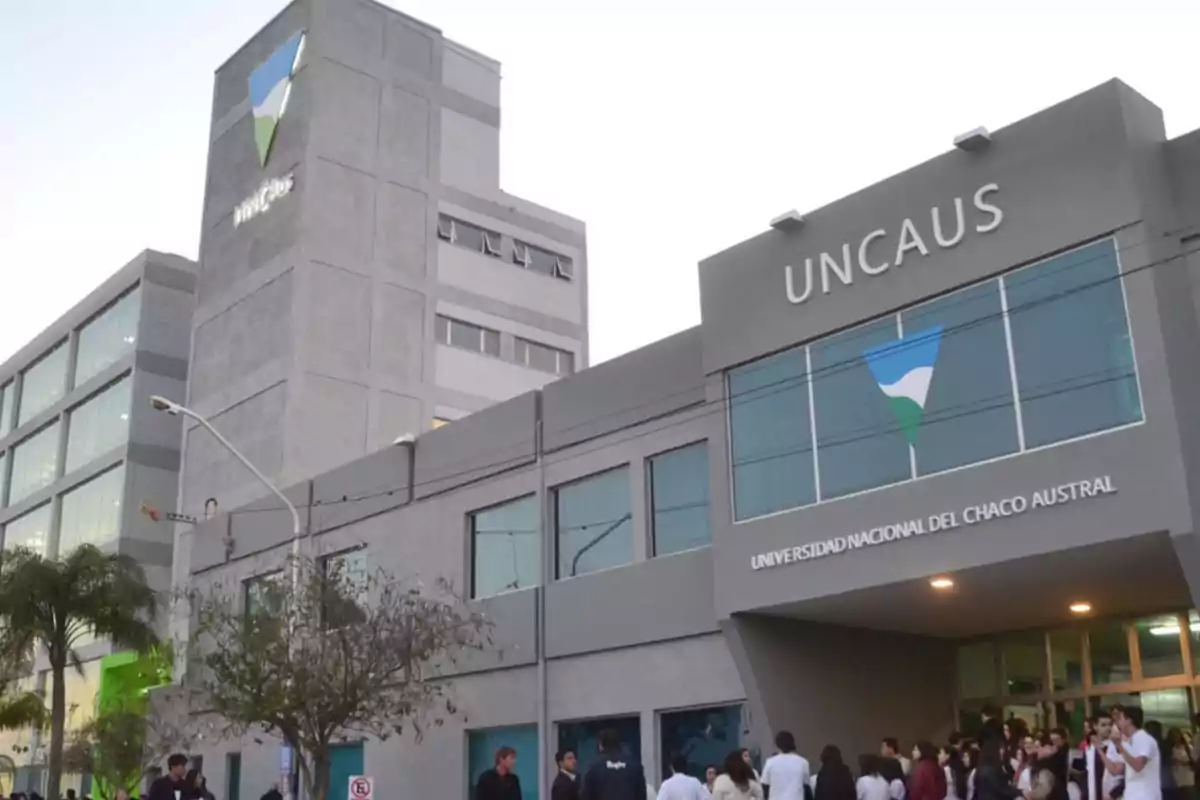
top-left (311, 750), bottom-right (331, 800)
top-left (46, 661), bottom-right (66, 800)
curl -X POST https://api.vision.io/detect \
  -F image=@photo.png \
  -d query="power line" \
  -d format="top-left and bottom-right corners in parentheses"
top-left (223, 236), bottom-right (1193, 521)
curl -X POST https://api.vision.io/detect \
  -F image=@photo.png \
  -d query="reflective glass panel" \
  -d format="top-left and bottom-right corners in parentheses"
top-left (1048, 629), bottom-right (1085, 691)
top-left (1089, 620), bottom-right (1132, 685)
top-left (958, 642), bottom-right (998, 699)
top-left (660, 705), bottom-right (742, 782)
top-left (18, 343), bottom-right (67, 426)
top-left (9, 423), bottom-right (60, 504)
top-left (901, 281), bottom-right (1019, 475)
top-left (728, 348), bottom-right (814, 519)
top-left (649, 442), bottom-right (711, 557)
top-left (58, 464), bottom-right (125, 556)
top-left (65, 377), bottom-right (132, 472)
top-left (471, 495), bottom-right (539, 598)
top-left (811, 318), bottom-right (911, 499)
top-left (555, 467), bottom-right (632, 579)
top-left (2, 502), bottom-right (50, 556)
top-left (469, 725), bottom-right (539, 800)
top-left (74, 285), bottom-right (141, 386)
top-left (1001, 631), bottom-right (1046, 695)
top-left (558, 715), bottom-right (641, 776)
top-left (1134, 614), bottom-right (1184, 678)
top-left (1005, 240), bottom-right (1141, 448)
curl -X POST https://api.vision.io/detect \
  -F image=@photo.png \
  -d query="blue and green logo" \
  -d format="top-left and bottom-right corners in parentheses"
top-left (249, 30), bottom-right (306, 167)
top-left (862, 326), bottom-right (943, 443)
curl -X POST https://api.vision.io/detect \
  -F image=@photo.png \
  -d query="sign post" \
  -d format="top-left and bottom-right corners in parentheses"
top-left (349, 776), bottom-right (373, 800)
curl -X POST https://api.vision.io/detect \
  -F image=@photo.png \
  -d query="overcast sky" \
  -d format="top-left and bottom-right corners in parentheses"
top-left (2, 0), bottom-right (1198, 367)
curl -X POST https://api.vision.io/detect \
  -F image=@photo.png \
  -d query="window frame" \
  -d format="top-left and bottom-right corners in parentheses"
top-left (552, 465), bottom-right (634, 580)
top-left (726, 236), bottom-right (1142, 523)
top-left (515, 337), bottom-right (574, 376)
top-left (17, 339), bottom-right (68, 427)
top-left (646, 440), bottom-right (711, 558)
top-left (435, 314), bottom-right (502, 359)
top-left (318, 547), bottom-right (368, 629)
top-left (73, 282), bottom-right (141, 388)
top-left (243, 571), bottom-right (286, 621)
top-left (469, 494), bottom-right (540, 600)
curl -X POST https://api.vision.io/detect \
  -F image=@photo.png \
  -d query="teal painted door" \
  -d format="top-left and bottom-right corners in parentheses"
top-left (227, 754), bottom-right (241, 800)
top-left (327, 744), bottom-right (364, 800)
top-left (468, 725), bottom-right (539, 800)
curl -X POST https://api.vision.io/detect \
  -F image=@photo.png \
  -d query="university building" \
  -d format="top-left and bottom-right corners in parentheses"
top-left (178, 69), bottom-right (1200, 800)
top-left (0, 250), bottom-right (197, 794)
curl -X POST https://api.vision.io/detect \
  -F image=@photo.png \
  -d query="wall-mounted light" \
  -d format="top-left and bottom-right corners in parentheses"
top-left (1069, 601), bottom-right (1093, 615)
top-left (770, 210), bottom-right (805, 232)
top-left (954, 126), bottom-right (992, 152)
top-left (929, 577), bottom-right (955, 590)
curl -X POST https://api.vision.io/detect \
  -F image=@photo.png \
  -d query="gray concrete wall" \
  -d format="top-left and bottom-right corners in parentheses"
top-left (182, 0), bottom-right (589, 542)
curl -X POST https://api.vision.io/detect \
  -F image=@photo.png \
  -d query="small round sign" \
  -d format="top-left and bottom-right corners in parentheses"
top-left (349, 778), bottom-right (372, 800)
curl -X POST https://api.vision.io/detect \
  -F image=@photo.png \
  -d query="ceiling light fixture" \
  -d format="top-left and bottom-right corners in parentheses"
top-left (929, 577), bottom-right (954, 590)
top-left (1069, 602), bottom-right (1093, 614)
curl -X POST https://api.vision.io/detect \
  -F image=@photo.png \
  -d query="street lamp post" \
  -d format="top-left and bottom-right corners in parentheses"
top-left (150, 394), bottom-right (303, 800)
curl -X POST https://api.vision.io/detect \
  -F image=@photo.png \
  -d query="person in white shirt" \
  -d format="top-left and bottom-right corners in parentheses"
top-left (1108, 706), bottom-right (1160, 800)
top-left (762, 731), bottom-right (811, 800)
top-left (1086, 712), bottom-right (1124, 800)
top-left (856, 756), bottom-right (892, 800)
top-left (658, 755), bottom-right (712, 800)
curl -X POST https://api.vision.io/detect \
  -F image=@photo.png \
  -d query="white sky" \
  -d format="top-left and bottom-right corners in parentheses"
top-left (2, 0), bottom-right (1198, 367)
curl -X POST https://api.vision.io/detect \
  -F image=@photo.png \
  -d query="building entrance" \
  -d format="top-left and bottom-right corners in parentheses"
top-left (956, 610), bottom-right (1199, 740)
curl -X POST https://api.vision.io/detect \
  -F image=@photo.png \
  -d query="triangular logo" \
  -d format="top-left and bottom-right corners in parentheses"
top-left (248, 30), bottom-right (306, 167)
top-left (862, 325), bottom-right (943, 444)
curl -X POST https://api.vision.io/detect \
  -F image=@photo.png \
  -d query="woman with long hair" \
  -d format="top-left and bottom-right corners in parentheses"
top-left (974, 738), bottom-right (1026, 800)
top-left (940, 745), bottom-right (968, 800)
top-left (713, 750), bottom-right (764, 800)
top-left (815, 745), bottom-right (858, 800)
top-left (911, 742), bottom-right (949, 800)
top-left (1167, 727), bottom-right (1195, 800)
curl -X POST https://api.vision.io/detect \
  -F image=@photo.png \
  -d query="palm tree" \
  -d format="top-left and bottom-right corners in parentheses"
top-left (0, 544), bottom-right (158, 800)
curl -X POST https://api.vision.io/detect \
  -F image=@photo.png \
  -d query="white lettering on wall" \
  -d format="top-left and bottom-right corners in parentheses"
top-left (233, 173), bottom-right (295, 228)
top-left (749, 476), bottom-right (1116, 571)
top-left (784, 182), bottom-right (1004, 305)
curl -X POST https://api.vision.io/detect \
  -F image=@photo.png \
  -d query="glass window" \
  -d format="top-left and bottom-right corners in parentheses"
top-left (516, 339), bottom-right (574, 376)
top-left (0, 451), bottom-right (6, 508)
top-left (1001, 632), bottom-right (1046, 695)
top-left (649, 442), bottom-right (710, 556)
top-left (728, 349), bottom-right (815, 519)
top-left (555, 467), bottom-right (632, 579)
top-left (1048, 629), bottom-right (1084, 691)
top-left (900, 281), bottom-right (1019, 475)
top-left (1095, 688), bottom-right (1192, 731)
top-left (468, 725), bottom-right (539, 800)
top-left (3, 503), bottom-right (51, 556)
top-left (1089, 620), bottom-right (1132, 685)
top-left (18, 342), bottom-right (67, 426)
top-left (0, 382), bottom-right (11, 439)
top-left (1005, 240), bottom-right (1141, 449)
top-left (320, 549), bottom-right (367, 628)
top-left (58, 464), bottom-right (125, 556)
top-left (812, 318), bottom-right (912, 499)
top-left (74, 285), bottom-right (141, 387)
top-left (558, 716), bottom-right (641, 776)
top-left (659, 705), bottom-right (742, 782)
top-left (9, 422), bottom-right (60, 505)
top-left (436, 315), bottom-right (501, 357)
top-left (958, 642), bottom-right (998, 699)
top-left (244, 572), bottom-right (284, 619)
top-left (1053, 699), bottom-right (1087, 741)
top-left (1134, 614), bottom-right (1184, 678)
top-left (65, 377), bottom-right (132, 472)
top-left (471, 496), bottom-right (539, 598)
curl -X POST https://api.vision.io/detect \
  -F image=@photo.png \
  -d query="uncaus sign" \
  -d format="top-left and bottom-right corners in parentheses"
top-left (784, 183), bottom-right (1004, 306)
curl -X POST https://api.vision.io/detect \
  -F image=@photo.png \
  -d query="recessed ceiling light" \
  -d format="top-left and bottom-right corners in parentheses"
top-left (929, 577), bottom-right (954, 590)
top-left (1069, 602), bottom-right (1092, 614)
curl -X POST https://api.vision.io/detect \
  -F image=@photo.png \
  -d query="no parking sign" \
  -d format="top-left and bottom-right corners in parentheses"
top-left (349, 776), bottom-right (373, 800)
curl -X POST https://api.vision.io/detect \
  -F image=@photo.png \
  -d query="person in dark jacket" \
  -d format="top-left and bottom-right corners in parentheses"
top-left (580, 727), bottom-right (647, 800)
top-left (975, 738), bottom-right (1026, 800)
top-left (979, 706), bottom-right (1007, 756)
top-left (476, 745), bottom-right (523, 800)
top-left (259, 784), bottom-right (283, 800)
top-left (1035, 729), bottom-right (1071, 800)
top-left (909, 742), bottom-right (948, 800)
top-left (814, 745), bottom-right (857, 800)
top-left (149, 754), bottom-right (191, 800)
top-left (553, 749), bottom-right (581, 800)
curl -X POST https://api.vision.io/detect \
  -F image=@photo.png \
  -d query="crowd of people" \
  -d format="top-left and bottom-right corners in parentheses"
top-left (476, 703), bottom-right (1197, 800)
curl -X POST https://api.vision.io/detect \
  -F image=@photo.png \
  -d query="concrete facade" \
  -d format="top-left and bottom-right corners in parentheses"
top-left (180, 79), bottom-right (1200, 800)
top-left (0, 248), bottom-right (196, 792)
top-left (181, 0), bottom-right (589, 534)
